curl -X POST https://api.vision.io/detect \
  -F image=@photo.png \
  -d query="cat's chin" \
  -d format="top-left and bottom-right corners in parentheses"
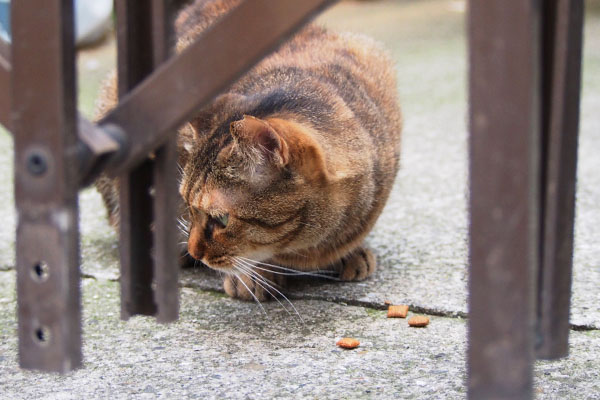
top-left (208, 266), bottom-right (235, 273)
top-left (202, 259), bottom-right (235, 272)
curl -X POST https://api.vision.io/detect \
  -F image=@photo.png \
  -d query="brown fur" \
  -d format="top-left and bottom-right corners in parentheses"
top-left (95, 0), bottom-right (402, 301)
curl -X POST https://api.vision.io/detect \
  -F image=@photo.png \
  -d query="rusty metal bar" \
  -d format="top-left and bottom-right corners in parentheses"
top-left (153, 140), bottom-right (180, 322)
top-left (151, 0), bottom-right (173, 67)
top-left (151, 0), bottom-right (179, 323)
top-left (97, 0), bottom-right (335, 178)
top-left (119, 161), bottom-right (157, 318)
top-left (116, 1), bottom-right (158, 319)
top-left (537, 0), bottom-right (584, 359)
top-left (0, 37), bottom-right (119, 163)
top-left (468, 1), bottom-right (541, 398)
top-left (12, 0), bottom-right (82, 372)
top-left (0, 37), bottom-right (120, 176)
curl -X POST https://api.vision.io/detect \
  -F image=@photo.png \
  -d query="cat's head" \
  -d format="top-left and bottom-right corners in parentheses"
top-left (179, 113), bottom-right (329, 272)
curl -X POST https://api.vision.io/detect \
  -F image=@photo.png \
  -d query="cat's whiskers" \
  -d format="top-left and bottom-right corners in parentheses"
top-left (177, 217), bottom-right (190, 232)
top-left (232, 260), bottom-right (294, 319)
top-left (241, 260), bottom-right (340, 281)
top-left (231, 268), bottom-right (268, 316)
top-left (177, 218), bottom-right (190, 239)
top-left (233, 258), bottom-right (303, 323)
top-left (281, 248), bottom-right (308, 258)
top-left (179, 249), bottom-right (191, 259)
top-left (237, 256), bottom-right (339, 280)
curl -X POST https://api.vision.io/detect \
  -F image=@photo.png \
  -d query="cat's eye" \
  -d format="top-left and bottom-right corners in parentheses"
top-left (214, 213), bottom-right (229, 228)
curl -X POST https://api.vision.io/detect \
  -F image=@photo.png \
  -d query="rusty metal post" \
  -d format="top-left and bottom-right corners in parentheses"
top-left (537, 0), bottom-right (584, 359)
top-left (116, 1), bottom-right (157, 319)
top-left (116, 0), bottom-right (179, 321)
top-left (11, 0), bottom-right (82, 372)
top-left (151, 0), bottom-right (180, 322)
top-left (468, 1), bottom-right (541, 398)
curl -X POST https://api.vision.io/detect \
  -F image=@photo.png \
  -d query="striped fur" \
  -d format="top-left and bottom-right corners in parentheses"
top-left (95, 0), bottom-right (402, 299)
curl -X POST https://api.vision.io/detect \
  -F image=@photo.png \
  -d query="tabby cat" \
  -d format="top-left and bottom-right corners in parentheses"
top-left (95, 0), bottom-right (402, 301)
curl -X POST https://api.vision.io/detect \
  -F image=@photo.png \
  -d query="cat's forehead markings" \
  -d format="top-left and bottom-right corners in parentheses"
top-left (192, 189), bottom-right (231, 213)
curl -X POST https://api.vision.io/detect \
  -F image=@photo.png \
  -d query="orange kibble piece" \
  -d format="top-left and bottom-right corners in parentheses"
top-left (384, 299), bottom-right (393, 306)
top-left (387, 304), bottom-right (409, 318)
top-left (408, 315), bottom-right (430, 327)
top-left (336, 337), bottom-right (360, 349)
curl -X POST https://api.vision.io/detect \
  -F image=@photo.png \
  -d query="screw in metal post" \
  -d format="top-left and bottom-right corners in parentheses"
top-left (26, 152), bottom-right (48, 176)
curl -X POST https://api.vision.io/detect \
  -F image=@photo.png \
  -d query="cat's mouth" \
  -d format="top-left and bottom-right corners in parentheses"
top-left (202, 256), bottom-right (234, 271)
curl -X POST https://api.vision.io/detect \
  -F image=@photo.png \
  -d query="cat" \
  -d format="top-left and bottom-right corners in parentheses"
top-left (95, 0), bottom-right (402, 302)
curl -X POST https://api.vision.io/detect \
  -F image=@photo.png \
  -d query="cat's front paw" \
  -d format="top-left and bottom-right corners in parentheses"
top-left (336, 246), bottom-right (376, 281)
top-left (223, 270), bottom-right (285, 301)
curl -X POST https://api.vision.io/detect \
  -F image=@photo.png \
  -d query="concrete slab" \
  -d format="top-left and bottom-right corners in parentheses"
top-left (0, 0), bottom-right (597, 326)
top-left (1, 271), bottom-right (600, 399)
top-left (0, 0), bottom-right (599, 397)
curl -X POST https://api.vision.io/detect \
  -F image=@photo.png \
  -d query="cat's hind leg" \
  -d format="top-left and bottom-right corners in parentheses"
top-left (334, 246), bottom-right (376, 281)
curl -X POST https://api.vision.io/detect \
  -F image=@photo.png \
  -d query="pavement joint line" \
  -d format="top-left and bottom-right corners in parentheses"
top-left (180, 281), bottom-right (600, 332)
top-left (181, 281), bottom-right (471, 320)
top-left (3, 269), bottom-right (598, 332)
top-left (288, 293), bottom-right (469, 319)
top-left (571, 324), bottom-right (598, 332)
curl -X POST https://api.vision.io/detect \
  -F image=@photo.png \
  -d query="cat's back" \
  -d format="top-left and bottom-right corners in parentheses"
top-left (176, 0), bottom-right (402, 211)
top-left (234, 26), bottom-right (402, 185)
top-left (175, 0), bottom-right (400, 136)
top-left (174, 0), bottom-right (242, 49)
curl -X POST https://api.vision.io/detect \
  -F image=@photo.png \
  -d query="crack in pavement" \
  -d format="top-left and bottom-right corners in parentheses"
top-left (2, 268), bottom-right (597, 332)
top-left (179, 280), bottom-right (600, 332)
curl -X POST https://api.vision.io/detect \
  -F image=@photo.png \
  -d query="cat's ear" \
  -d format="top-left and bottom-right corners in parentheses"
top-left (177, 122), bottom-right (198, 169)
top-left (178, 122), bottom-right (198, 155)
top-left (230, 115), bottom-right (289, 166)
top-left (181, 92), bottom-right (249, 154)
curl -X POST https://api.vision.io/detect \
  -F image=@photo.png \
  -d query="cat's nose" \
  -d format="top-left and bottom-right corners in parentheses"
top-left (187, 235), bottom-right (205, 261)
top-left (188, 245), bottom-right (204, 261)
top-left (188, 225), bottom-right (205, 260)
top-left (188, 239), bottom-right (205, 260)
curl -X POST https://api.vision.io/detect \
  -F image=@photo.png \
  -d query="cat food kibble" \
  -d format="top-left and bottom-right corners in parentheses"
top-left (408, 315), bottom-right (430, 327)
top-left (387, 304), bottom-right (409, 318)
top-left (336, 337), bottom-right (360, 349)
top-left (384, 299), bottom-right (393, 306)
